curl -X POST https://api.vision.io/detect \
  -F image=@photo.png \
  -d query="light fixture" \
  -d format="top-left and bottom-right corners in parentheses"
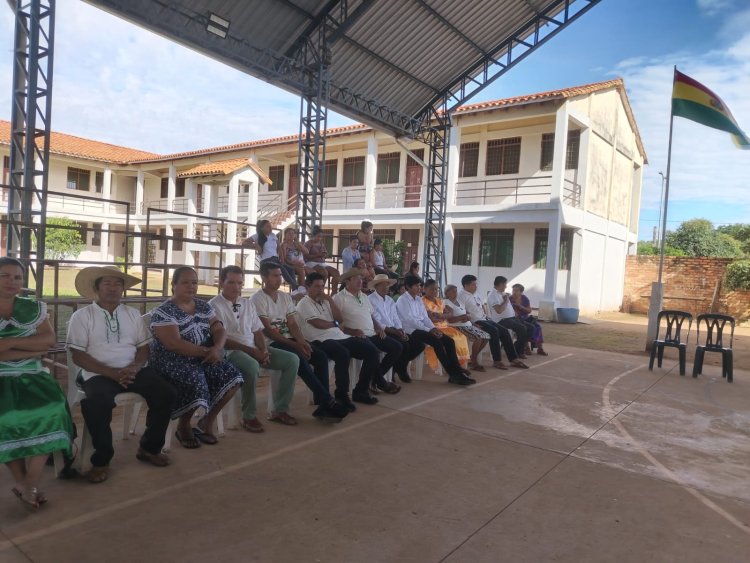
top-left (206, 12), bottom-right (230, 39)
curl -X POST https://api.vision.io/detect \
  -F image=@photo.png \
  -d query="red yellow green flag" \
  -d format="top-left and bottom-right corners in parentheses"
top-left (672, 69), bottom-right (750, 149)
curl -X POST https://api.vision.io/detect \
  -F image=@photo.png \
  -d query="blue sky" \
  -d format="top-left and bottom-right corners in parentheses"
top-left (1, 0), bottom-right (749, 239)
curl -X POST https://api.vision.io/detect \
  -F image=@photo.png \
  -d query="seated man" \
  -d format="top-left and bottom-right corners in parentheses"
top-left (372, 239), bottom-right (398, 279)
top-left (341, 235), bottom-right (361, 271)
top-left (251, 261), bottom-right (349, 422)
top-left (487, 276), bottom-right (529, 360)
top-left (332, 269), bottom-right (401, 394)
top-left (210, 265), bottom-right (300, 432)
top-left (395, 275), bottom-right (475, 386)
top-left (296, 272), bottom-right (379, 409)
top-left (368, 274), bottom-right (424, 383)
top-left (66, 266), bottom-right (177, 483)
top-left (457, 275), bottom-right (528, 370)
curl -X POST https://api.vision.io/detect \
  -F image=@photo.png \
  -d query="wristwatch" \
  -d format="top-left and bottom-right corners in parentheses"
top-left (333, 320), bottom-right (340, 327)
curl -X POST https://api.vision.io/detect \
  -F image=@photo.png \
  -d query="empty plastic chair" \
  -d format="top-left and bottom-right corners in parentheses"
top-left (692, 313), bottom-right (735, 382)
top-left (648, 310), bottom-right (692, 376)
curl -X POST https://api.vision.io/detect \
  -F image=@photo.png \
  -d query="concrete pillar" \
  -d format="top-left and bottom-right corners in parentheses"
top-left (102, 168), bottom-right (113, 215)
top-left (443, 220), bottom-right (455, 286)
top-left (539, 209), bottom-right (562, 320)
top-left (550, 103), bottom-right (569, 204)
top-left (132, 224), bottom-right (142, 270)
top-left (446, 124), bottom-right (461, 208)
top-left (226, 175), bottom-right (240, 265)
top-left (576, 127), bottom-right (591, 210)
top-left (364, 134), bottom-right (377, 209)
top-left (165, 223), bottom-right (174, 265)
top-left (167, 164), bottom-right (176, 210)
top-left (476, 125), bottom-right (488, 180)
top-left (135, 170), bottom-right (145, 215)
top-left (100, 222), bottom-right (110, 262)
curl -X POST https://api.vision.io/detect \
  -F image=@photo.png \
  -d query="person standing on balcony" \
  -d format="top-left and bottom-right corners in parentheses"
top-left (242, 219), bottom-right (300, 292)
top-left (279, 228), bottom-right (308, 288)
top-left (303, 225), bottom-right (340, 291)
top-left (341, 235), bottom-right (361, 271)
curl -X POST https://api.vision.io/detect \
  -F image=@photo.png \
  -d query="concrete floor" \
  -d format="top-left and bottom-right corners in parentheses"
top-left (1, 345), bottom-right (749, 562)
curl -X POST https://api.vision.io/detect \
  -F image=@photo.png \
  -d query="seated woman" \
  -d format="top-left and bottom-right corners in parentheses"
top-left (511, 283), bottom-right (547, 356)
top-left (150, 267), bottom-right (244, 448)
top-left (0, 257), bottom-right (74, 511)
top-left (443, 284), bottom-right (491, 371)
top-left (407, 261), bottom-right (420, 278)
top-left (242, 219), bottom-right (299, 291)
top-left (352, 257), bottom-right (375, 288)
top-left (303, 226), bottom-right (340, 290)
top-left (279, 228), bottom-right (308, 288)
top-left (421, 279), bottom-right (471, 375)
top-left (372, 239), bottom-right (398, 279)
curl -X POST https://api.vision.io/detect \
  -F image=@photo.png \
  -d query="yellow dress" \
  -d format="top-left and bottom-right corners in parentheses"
top-left (422, 296), bottom-right (470, 369)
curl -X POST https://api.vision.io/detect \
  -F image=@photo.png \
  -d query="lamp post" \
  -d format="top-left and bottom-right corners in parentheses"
top-left (657, 171), bottom-right (666, 246)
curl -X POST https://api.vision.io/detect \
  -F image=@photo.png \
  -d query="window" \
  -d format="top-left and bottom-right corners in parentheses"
top-left (176, 178), bottom-right (185, 198)
top-left (533, 228), bottom-right (574, 270)
top-left (343, 156), bottom-right (365, 186)
top-left (458, 142), bottom-right (479, 177)
top-left (485, 137), bottom-right (521, 175)
top-left (376, 152), bottom-right (400, 184)
top-left (539, 130), bottom-right (581, 171)
top-left (479, 229), bottom-right (514, 267)
top-left (322, 159), bottom-right (337, 188)
top-left (452, 229), bottom-right (473, 266)
top-left (160, 178), bottom-right (168, 198)
top-left (90, 223), bottom-right (102, 247)
top-left (268, 165), bottom-right (284, 192)
top-left (173, 228), bottom-right (184, 252)
top-left (158, 228), bottom-right (167, 251)
top-left (95, 172), bottom-right (104, 193)
top-left (67, 167), bottom-right (90, 191)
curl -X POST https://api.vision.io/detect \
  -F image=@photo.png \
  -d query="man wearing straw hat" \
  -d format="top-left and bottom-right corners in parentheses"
top-left (367, 274), bottom-right (424, 383)
top-left (66, 266), bottom-right (177, 483)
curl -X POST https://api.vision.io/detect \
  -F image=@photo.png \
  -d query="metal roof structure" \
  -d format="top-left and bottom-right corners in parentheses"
top-left (83, 0), bottom-right (601, 140)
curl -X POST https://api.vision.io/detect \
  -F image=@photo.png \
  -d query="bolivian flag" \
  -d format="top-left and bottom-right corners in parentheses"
top-left (672, 70), bottom-right (750, 149)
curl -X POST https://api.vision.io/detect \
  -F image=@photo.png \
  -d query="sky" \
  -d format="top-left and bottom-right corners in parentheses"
top-left (1, 0), bottom-right (749, 240)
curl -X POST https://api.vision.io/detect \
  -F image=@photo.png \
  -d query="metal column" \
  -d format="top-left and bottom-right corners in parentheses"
top-left (421, 101), bottom-right (450, 287)
top-left (6, 0), bottom-right (55, 296)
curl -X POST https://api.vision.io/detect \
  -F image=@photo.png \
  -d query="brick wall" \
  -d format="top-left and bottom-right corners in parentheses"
top-left (622, 256), bottom-right (749, 320)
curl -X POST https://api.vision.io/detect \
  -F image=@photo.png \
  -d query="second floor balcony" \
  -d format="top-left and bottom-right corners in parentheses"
top-left (454, 176), bottom-right (582, 208)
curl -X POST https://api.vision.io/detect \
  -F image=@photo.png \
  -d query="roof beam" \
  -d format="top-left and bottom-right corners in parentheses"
top-left (413, 0), bottom-right (490, 61)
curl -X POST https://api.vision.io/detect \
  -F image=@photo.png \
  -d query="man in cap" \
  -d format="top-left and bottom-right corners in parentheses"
top-left (368, 274), bottom-right (424, 383)
top-left (66, 266), bottom-right (177, 483)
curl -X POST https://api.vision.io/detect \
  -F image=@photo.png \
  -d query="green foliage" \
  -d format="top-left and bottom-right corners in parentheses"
top-left (724, 260), bottom-right (750, 291)
top-left (665, 219), bottom-right (744, 258)
top-left (381, 239), bottom-right (406, 274)
top-left (637, 241), bottom-right (685, 256)
top-left (717, 223), bottom-right (750, 255)
top-left (41, 217), bottom-right (85, 261)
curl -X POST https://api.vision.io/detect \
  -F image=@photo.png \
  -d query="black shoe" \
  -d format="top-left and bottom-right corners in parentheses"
top-left (312, 405), bottom-right (343, 423)
top-left (352, 389), bottom-right (379, 405)
top-left (448, 373), bottom-right (474, 386)
top-left (328, 400), bottom-right (351, 419)
top-left (335, 393), bottom-right (357, 412)
top-left (396, 371), bottom-right (413, 383)
top-left (464, 375), bottom-right (477, 384)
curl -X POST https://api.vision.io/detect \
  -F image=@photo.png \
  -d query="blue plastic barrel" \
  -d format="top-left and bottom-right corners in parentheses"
top-left (556, 308), bottom-right (579, 324)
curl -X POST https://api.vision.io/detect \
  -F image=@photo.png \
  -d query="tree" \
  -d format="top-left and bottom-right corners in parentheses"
top-left (42, 217), bottom-right (85, 261)
top-left (717, 223), bottom-right (750, 255)
top-left (665, 219), bottom-right (744, 258)
top-left (637, 241), bottom-right (685, 256)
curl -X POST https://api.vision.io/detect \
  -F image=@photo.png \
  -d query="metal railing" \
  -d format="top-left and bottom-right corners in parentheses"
top-left (455, 175), bottom-right (582, 208)
top-left (374, 184), bottom-right (425, 208)
top-left (323, 186), bottom-right (366, 209)
top-left (217, 193), bottom-right (250, 213)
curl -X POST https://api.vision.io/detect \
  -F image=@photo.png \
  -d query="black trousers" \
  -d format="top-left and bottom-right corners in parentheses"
top-left (313, 337), bottom-right (380, 394)
top-left (368, 335), bottom-right (403, 384)
top-left (408, 330), bottom-right (463, 377)
top-left (496, 317), bottom-right (529, 356)
top-left (271, 341), bottom-right (331, 405)
top-left (81, 366), bottom-right (177, 468)
top-left (392, 336), bottom-right (425, 379)
top-left (475, 320), bottom-right (519, 362)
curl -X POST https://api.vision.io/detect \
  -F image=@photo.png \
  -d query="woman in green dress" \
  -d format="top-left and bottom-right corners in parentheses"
top-left (0, 257), bottom-right (74, 511)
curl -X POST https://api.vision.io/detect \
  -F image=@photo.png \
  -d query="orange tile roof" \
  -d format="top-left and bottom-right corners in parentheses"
top-left (178, 158), bottom-right (274, 184)
top-left (0, 119), bottom-right (160, 164)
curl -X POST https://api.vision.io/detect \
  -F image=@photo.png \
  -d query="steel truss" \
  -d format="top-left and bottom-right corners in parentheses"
top-left (6, 0), bottom-right (55, 296)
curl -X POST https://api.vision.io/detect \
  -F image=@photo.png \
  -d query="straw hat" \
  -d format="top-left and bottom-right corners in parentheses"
top-left (339, 268), bottom-right (366, 284)
top-left (367, 273), bottom-right (397, 291)
top-left (75, 266), bottom-right (141, 299)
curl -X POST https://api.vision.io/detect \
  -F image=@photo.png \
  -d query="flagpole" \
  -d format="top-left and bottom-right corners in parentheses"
top-left (646, 65), bottom-right (677, 350)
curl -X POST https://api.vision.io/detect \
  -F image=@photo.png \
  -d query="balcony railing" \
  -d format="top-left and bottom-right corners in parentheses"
top-left (374, 184), bottom-right (424, 208)
top-left (455, 176), bottom-right (582, 209)
top-left (217, 194), bottom-right (249, 213)
top-left (145, 198), bottom-right (189, 213)
top-left (322, 186), bottom-right (365, 210)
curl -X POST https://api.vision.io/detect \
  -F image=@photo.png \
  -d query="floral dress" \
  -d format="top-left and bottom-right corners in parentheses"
top-left (0, 298), bottom-right (74, 463)
top-left (422, 296), bottom-right (470, 370)
top-left (149, 299), bottom-right (243, 419)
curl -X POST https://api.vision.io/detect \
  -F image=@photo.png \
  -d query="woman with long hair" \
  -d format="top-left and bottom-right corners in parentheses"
top-left (242, 219), bottom-right (300, 291)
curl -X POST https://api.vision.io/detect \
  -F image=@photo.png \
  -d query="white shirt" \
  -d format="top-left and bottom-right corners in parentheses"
top-left (66, 302), bottom-right (151, 381)
top-left (251, 289), bottom-right (296, 345)
top-left (445, 298), bottom-right (473, 327)
top-left (457, 288), bottom-right (488, 323)
top-left (341, 247), bottom-right (360, 270)
top-left (395, 293), bottom-right (434, 334)
top-left (295, 296), bottom-right (348, 342)
top-left (487, 289), bottom-right (514, 322)
top-left (373, 250), bottom-right (385, 268)
top-left (332, 289), bottom-right (376, 336)
top-left (249, 232), bottom-right (279, 260)
top-left (209, 293), bottom-right (263, 349)
top-left (368, 292), bottom-right (402, 330)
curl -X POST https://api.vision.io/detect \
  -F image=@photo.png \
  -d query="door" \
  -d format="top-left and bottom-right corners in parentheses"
top-left (404, 149), bottom-right (424, 208)
top-left (196, 184), bottom-right (204, 214)
top-left (401, 228), bottom-right (420, 273)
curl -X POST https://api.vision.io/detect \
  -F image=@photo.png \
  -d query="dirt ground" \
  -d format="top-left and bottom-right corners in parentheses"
top-left (543, 311), bottom-right (749, 370)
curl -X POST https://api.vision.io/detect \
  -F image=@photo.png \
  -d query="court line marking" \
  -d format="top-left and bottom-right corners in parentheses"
top-left (0, 354), bottom-right (572, 553)
top-left (601, 367), bottom-right (750, 535)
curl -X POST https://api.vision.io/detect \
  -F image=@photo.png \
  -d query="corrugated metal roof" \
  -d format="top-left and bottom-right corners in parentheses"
top-left (83, 0), bottom-right (601, 138)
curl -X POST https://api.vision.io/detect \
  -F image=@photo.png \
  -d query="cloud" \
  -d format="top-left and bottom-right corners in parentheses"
top-left (697, 0), bottom-right (737, 16)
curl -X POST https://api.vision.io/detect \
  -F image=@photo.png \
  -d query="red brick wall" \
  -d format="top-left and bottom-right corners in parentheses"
top-left (622, 256), bottom-right (749, 320)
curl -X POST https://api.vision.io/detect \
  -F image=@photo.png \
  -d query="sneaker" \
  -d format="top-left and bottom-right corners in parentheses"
top-left (448, 374), bottom-right (474, 386)
top-left (312, 405), bottom-right (343, 423)
top-left (352, 389), bottom-right (379, 405)
top-left (335, 393), bottom-right (357, 412)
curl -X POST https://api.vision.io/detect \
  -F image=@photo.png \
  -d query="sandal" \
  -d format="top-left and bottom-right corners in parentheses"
top-left (538, 349), bottom-right (548, 356)
top-left (377, 381), bottom-right (401, 394)
top-left (175, 429), bottom-right (201, 449)
top-left (493, 361), bottom-right (509, 370)
top-left (13, 487), bottom-right (40, 511)
top-left (241, 417), bottom-right (265, 433)
top-left (267, 412), bottom-right (298, 426)
top-left (87, 466), bottom-right (109, 484)
top-left (468, 362), bottom-right (486, 372)
top-left (510, 359), bottom-right (529, 369)
top-left (192, 427), bottom-right (218, 445)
